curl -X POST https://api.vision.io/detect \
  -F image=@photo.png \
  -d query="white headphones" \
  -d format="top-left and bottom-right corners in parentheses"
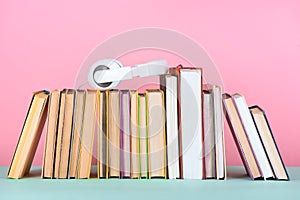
top-left (88, 59), bottom-right (169, 90)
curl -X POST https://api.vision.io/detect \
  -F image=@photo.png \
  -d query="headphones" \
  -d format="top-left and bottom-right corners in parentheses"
top-left (88, 59), bottom-right (169, 90)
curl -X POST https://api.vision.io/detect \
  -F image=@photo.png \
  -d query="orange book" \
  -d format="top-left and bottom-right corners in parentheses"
top-left (77, 89), bottom-right (97, 179)
top-left (42, 90), bottom-right (61, 178)
top-left (54, 89), bottom-right (75, 179)
top-left (7, 90), bottom-right (49, 179)
top-left (146, 89), bottom-right (167, 179)
top-left (69, 90), bottom-right (85, 178)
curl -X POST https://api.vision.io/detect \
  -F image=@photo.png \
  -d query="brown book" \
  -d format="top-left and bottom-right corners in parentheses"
top-left (8, 90), bottom-right (49, 179)
top-left (223, 94), bottom-right (261, 180)
top-left (130, 91), bottom-right (139, 179)
top-left (77, 89), bottom-right (97, 179)
top-left (69, 90), bottom-right (85, 178)
top-left (250, 106), bottom-right (289, 180)
top-left (54, 89), bottom-right (75, 178)
top-left (138, 93), bottom-right (148, 178)
top-left (42, 90), bottom-right (61, 178)
top-left (146, 89), bottom-right (167, 178)
top-left (97, 90), bottom-right (107, 178)
top-left (107, 90), bottom-right (120, 178)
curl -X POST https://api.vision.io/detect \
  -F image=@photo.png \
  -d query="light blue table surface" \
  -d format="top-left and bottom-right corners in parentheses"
top-left (0, 166), bottom-right (299, 200)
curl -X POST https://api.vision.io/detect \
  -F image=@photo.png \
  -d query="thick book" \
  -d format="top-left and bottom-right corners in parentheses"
top-left (170, 65), bottom-right (204, 179)
top-left (77, 89), bottom-right (97, 178)
top-left (97, 91), bottom-right (107, 178)
top-left (232, 94), bottom-right (273, 179)
top-left (138, 93), bottom-right (148, 178)
top-left (107, 90), bottom-right (121, 178)
top-left (42, 90), bottom-right (61, 178)
top-left (203, 90), bottom-right (215, 179)
top-left (250, 106), bottom-right (289, 180)
top-left (8, 90), bottom-right (49, 179)
top-left (120, 90), bottom-right (131, 178)
top-left (146, 89), bottom-right (167, 179)
top-left (223, 94), bottom-right (262, 180)
top-left (160, 75), bottom-right (180, 179)
top-left (130, 91), bottom-right (140, 178)
top-left (54, 89), bottom-right (75, 179)
top-left (69, 90), bottom-right (85, 178)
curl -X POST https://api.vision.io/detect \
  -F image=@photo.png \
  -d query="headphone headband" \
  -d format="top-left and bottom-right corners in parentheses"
top-left (88, 59), bottom-right (168, 90)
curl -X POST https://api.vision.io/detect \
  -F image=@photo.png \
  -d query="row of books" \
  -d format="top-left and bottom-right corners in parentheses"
top-left (7, 65), bottom-right (226, 179)
top-left (7, 65), bottom-right (288, 180)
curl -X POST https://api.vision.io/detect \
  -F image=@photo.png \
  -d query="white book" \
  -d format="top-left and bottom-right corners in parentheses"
top-left (212, 85), bottom-right (226, 179)
top-left (203, 90), bottom-right (215, 178)
top-left (232, 94), bottom-right (273, 179)
top-left (165, 75), bottom-right (180, 179)
top-left (180, 68), bottom-right (203, 179)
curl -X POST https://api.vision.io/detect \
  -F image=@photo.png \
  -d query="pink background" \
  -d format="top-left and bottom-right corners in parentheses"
top-left (0, 0), bottom-right (299, 166)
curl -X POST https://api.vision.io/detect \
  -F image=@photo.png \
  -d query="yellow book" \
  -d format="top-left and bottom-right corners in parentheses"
top-left (8, 90), bottom-right (49, 179)
top-left (146, 89), bottom-right (167, 179)
top-left (97, 90), bottom-right (107, 178)
top-left (77, 89), bottom-right (97, 179)
top-left (42, 90), bottom-right (61, 178)
top-left (107, 90), bottom-right (120, 178)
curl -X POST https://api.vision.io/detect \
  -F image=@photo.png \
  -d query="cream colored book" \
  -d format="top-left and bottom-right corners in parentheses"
top-left (130, 91), bottom-right (139, 179)
top-left (42, 90), bottom-right (60, 178)
top-left (146, 89), bottom-right (166, 179)
top-left (54, 90), bottom-right (66, 178)
top-left (97, 90), bottom-right (107, 178)
top-left (203, 90), bottom-right (215, 179)
top-left (138, 93), bottom-right (148, 178)
top-left (8, 90), bottom-right (49, 179)
top-left (69, 90), bottom-right (85, 178)
top-left (55, 89), bottom-right (75, 179)
top-left (107, 90), bottom-right (120, 178)
top-left (77, 89), bottom-right (97, 179)
top-left (250, 106), bottom-right (289, 180)
top-left (120, 90), bottom-right (131, 178)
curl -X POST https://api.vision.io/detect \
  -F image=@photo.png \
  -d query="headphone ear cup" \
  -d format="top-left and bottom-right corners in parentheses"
top-left (88, 59), bottom-right (123, 90)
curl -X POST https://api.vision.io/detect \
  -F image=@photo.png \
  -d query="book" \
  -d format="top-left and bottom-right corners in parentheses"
top-left (138, 93), bottom-right (148, 178)
top-left (97, 90), bottom-right (107, 178)
top-left (8, 90), bottom-right (49, 179)
top-left (130, 91), bottom-right (140, 179)
top-left (250, 106), bottom-right (289, 180)
top-left (42, 90), bottom-right (60, 178)
top-left (203, 90), bottom-right (215, 179)
top-left (232, 94), bottom-right (273, 179)
top-left (212, 85), bottom-right (226, 180)
top-left (107, 90), bottom-right (121, 178)
top-left (146, 89), bottom-right (167, 178)
top-left (77, 89), bottom-right (97, 178)
top-left (69, 90), bottom-right (85, 178)
top-left (170, 65), bottom-right (204, 179)
top-left (160, 75), bottom-right (180, 179)
top-left (120, 90), bottom-right (131, 178)
top-left (223, 94), bottom-right (262, 180)
top-left (55, 89), bottom-right (75, 179)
